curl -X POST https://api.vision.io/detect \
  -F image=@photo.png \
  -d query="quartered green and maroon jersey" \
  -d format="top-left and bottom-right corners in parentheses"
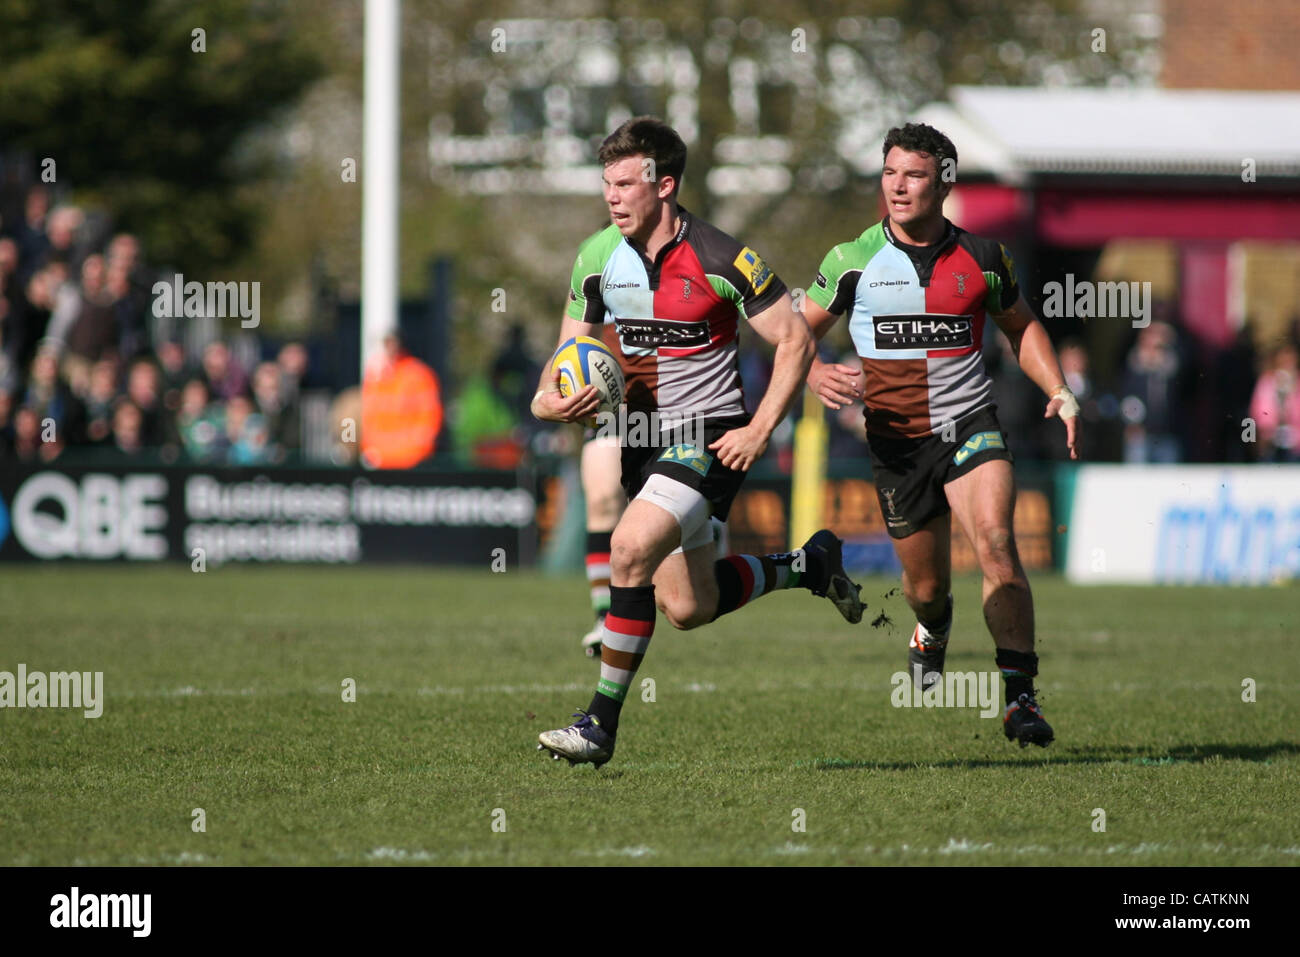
top-left (566, 208), bottom-right (787, 419)
top-left (806, 217), bottom-right (1019, 440)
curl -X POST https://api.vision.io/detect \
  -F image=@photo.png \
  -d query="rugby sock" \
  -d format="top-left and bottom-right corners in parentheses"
top-left (710, 551), bottom-right (807, 621)
top-left (585, 531), bottom-right (612, 620)
top-left (913, 594), bottom-right (954, 649)
top-left (995, 648), bottom-right (1039, 705)
top-left (587, 584), bottom-right (656, 734)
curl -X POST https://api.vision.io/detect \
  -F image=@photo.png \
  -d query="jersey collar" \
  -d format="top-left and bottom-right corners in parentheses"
top-left (625, 206), bottom-right (691, 266)
top-left (882, 215), bottom-right (957, 252)
top-left (881, 216), bottom-right (958, 287)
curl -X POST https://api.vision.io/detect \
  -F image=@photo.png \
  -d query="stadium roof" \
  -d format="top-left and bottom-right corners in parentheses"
top-left (913, 86), bottom-right (1300, 180)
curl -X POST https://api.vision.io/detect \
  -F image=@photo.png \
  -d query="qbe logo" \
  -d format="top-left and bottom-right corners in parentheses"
top-left (10, 472), bottom-right (168, 559)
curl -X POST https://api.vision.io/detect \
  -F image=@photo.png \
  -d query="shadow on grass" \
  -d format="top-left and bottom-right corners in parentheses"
top-left (807, 741), bottom-right (1300, 771)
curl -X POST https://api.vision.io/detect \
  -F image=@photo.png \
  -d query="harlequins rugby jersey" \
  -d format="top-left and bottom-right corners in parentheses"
top-left (806, 217), bottom-right (1019, 439)
top-left (566, 208), bottom-right (787, 419)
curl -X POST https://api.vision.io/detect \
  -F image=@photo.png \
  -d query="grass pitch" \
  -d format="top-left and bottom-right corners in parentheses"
top-left (1, 565), bottom-right (1296, 866)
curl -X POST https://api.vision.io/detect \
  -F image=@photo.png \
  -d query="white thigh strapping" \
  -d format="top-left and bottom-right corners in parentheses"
top-left (637, 472), bottom-right (713, 555)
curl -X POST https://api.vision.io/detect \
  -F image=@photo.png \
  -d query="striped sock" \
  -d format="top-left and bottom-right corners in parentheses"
top-left (710, 551), bottom-right (806, 621)
top-left (587, 584), bottom-right (655, 734)
top-left (995, 648), bottom-right (1039, 705)
top-left (585, 532), bottom-right (612, 619)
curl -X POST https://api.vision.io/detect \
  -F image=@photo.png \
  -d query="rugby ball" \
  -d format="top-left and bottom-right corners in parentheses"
top-left (551, 335), bottom-right (625, 413)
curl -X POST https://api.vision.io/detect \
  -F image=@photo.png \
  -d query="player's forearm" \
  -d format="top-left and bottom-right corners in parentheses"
top-left (804, 305), bottom-right (838, 342)
top-left (800, 302), bottom-right (839, 380)
top-left (1015, 320), bottom-right (1067, 398)
top-left (749, 332), bottom-right (815, 438)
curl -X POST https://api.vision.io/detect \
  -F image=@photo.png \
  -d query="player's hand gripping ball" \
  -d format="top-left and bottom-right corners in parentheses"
top-left (550, 336), bottom-right (625, 420)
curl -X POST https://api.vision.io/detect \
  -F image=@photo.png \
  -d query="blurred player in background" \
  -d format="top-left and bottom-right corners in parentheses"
top-left (533, 116), bottom-right (863, 766)
top-left (803, 123), bottom-right (1079, 748)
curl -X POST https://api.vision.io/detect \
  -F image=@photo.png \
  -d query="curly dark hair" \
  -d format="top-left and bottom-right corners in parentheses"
top-left (882, 123), bottom-right (958, 177)
top-left (597, 116), bottom-right (687, 194)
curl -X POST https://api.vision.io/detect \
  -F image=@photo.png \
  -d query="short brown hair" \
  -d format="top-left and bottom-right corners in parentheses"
top-left (882, 122), bottom-right (958, 177)
top-left (597, 116), bottom-right (687, 194)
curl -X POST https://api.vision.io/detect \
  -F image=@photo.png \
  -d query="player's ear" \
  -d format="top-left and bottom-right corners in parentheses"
top-left (657, 175), bottom-right (677, 200)
top-left (933, 157), bottom-right (955, 198)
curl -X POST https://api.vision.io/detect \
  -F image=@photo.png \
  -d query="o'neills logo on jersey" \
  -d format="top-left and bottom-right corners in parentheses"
top-left (874, 314), bottom-right (973, 350)
top-left (616, 317), bottom-right (711, 349)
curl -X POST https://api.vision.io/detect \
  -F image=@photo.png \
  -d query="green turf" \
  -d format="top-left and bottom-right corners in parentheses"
top-left (0, 565), bottom-right (1296, 866)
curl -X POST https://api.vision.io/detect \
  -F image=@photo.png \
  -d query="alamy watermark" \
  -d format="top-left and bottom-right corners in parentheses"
top-left (151, 273), bottom-right (260, 328)
top-left (50, 887), bottom-right (150, 937)
top-left (890, 667), bottom-right (1001, 718)
top-left (0, 664), bottom-right (103, 718)
top-left (1041, 274), bottom-right (1150, 328)
top-left (592, 407), bottom-right (705, 450)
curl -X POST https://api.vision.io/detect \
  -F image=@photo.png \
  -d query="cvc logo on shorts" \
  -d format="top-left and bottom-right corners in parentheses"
top-left (952, 431), bottom-right (1005, 466)
top-left (658, 443), bottom-right (713, 476)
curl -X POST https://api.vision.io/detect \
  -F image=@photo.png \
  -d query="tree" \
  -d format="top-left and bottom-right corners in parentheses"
top-left (0, 0), bottom-right (324, 270)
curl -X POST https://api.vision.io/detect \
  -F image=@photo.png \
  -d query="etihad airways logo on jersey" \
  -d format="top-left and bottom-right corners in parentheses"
top-left (874, 314), bottom-right (973, 350)
top-left (616, 317), bottom-right (711, 349)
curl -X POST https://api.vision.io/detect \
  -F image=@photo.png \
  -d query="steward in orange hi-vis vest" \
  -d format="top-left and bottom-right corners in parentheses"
top-left (361, 334), bottom-right (443, 469)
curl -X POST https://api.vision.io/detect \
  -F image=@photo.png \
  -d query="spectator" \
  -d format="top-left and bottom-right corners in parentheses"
top-left (251, 360), bottom-right (298, 456)
top-left (106, 254), bottom-right (149, 359)
top-left (0, 389), bottom-right (13, 456)
top-left (176, 378), bottom-right (225, 461)
top-left (79, 358), bottom-right (122, 445)
top-left (110, 399), bottom-right (146, 457)
top-left (14, 186), bottom-right (50, 278)
top-left (53, 255), bottom-right (120, 386)
top-left (106, 233), bottom-right (143, 280)
top-left (1216, 326), bottom-right (1259, 462)
top-left (451, 373), bottom-right (516, 466)
top-left (11, 405), bottom-right (62, 462)
top-left (23, 347), bottom-right (78, 441)
top-left (157, 338), bottom-right (191, 410)
top-left (1120, 320), bottom-right (1183, 463)
top-left (360, 331), bottom-right (442, 468)
top-left (224, 394), bottom-right (271, 465)
top-left (1249, 342), bottom-right (1300, 462)
top-left (24, 261), bottom-right (68, 356)
top-left (41, 205), bottom-right (87, 272)
top-left (124, 357), bottom-right (167, 447)
top-left (277, 340), bottom-right (310, 402)
top-left (201, 340), bottom-right (248, 401)
top-left (0, 237), bottom-right (27, 368)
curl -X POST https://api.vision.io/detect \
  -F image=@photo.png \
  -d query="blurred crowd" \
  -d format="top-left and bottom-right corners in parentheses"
top-left (454, 310), bottom-right (1300, 471)
top-left (0, 184), bottom-right (309, 465)
top-left (817, 308), bottom-right (1300, 466)
top-left (5, 180), bottom-right (1297, 469)
top-left (974, 311), bottom-right (1300, 465)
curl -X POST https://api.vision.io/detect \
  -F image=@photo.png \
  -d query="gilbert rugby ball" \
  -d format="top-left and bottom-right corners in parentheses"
top-left (551, 335), bottom-right (625, 413)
